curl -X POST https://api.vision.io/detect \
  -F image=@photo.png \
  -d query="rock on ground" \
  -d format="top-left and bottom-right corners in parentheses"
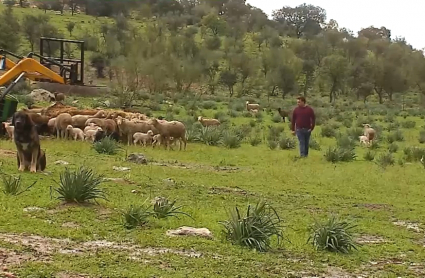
top-left (166, 226), bottom-right (213, 239)
top-left (127, 153), bottom-right (148, 164)
top-left (29, 89), bottom-right (55, 102)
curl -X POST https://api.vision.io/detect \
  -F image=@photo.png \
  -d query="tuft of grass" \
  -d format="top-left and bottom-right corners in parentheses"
top-left (199, 126), bottom-right (223, 146)
top-left (401, 120), bottom-right (416, 129)
top-left (268, 140), bottom-right (278, 150)
top-left (376, 152), bottom-right (395, 169)
top-left (309, 137), bottom-right (321, 150)
top-left (222, 131), bottom-right (243, 149)
top-left (324, 147), bottom-right (356, 163)
top-left (250, 136), bottom-right (262, 146)
top-left (122, 203), bottom-right (151, 229)
top-left (93, 137), bottom-right (120, 155)
top-left (272, 114), bottom-right (282, 123)
top-left (152, 197), bottom-right (192, 219)
top-left (363, 150), bottom-right (375, 161)
top-left (308, 216), bottom-right (358, 253)
top-left (388, 143), bottom-right (398, 153)
top-left (1, 173), bottom-right (36, 196)
top-left (336, 134), bottom-right (356, 149)
top-left (54, 166), bottom-right (107, 203)
top-left (220, 200), bottom-right (284, 252)
top-left (419, 130), bottom-right (425, 144)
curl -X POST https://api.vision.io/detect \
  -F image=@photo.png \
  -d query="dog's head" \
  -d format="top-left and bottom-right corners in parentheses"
top-left (12, 111), bottom-right (33, 131)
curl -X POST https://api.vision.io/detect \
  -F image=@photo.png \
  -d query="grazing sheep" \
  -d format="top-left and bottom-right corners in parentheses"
top-left (2, 122), bottom-right (14, 140)
top-left (66, 125), bottom-right (85, 141)
top-left (84, 123), bottom-right (99, 133)
top-left (85, 127), bottom-right (102, 142)
top-left (47, 117), bottom-right (56, 135)
top-left (250, 109), bottom-right (259, 115)
top-left (197, 116), bottom-right (220, 127)
top-left (363, 124), bottom-right (376, 146)
top-left (359, 135), bottom-right (369, 146)
top-left (72, 110), bottom-right (106, 129)
top-left (246, 101), bottom-right (260, 111)
top-left (277, 108), bottom-right (289, 122)
top-left (85, 117), bottom-right (118, 135)
top-left (147, 118), bottom-right (186, 150)
top-left (133, 130), bottom-right (154, 146)
top-left (116, 116), bottom-right (157, 145)
top-left (152, 134), bottom-right (163, 148)
top-left (55, 113), bottom-right (73, 139)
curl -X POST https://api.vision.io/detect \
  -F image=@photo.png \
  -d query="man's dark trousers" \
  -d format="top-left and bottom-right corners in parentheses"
top-left (296, 128), bottom-right (311, 157)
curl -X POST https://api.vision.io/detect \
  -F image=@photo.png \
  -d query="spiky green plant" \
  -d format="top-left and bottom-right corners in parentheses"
top-left (1, 173), bottom-right (36, 196)
top-left (308, 216), bottom-right (358, 253)
top-left (220, 201), bottom-right (284, 252)
top-left (152, 197), bottom-right (192, 219)
top-left (54, 166), bottom-right (107, 203)
top-left (93, 137), bottom-right (120, 155)
top-left (122, 203), bottom-right (151, 229)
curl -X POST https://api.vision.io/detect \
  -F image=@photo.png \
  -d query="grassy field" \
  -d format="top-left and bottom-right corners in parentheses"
top-left (1, 93), bottom-right (425, 277)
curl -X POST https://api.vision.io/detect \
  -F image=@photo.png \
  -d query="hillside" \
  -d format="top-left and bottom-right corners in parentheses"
top-left (0, 0), bottom-right (424, 107)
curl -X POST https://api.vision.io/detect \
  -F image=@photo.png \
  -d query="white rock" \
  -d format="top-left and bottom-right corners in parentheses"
top-left (166, 226), bottom-right (213, 239)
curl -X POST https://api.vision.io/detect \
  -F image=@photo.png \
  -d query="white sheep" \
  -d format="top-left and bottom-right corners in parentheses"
top-left (250, 109), bottom-right (259, 114)
top-left (66, 125), bottom-right (85, 141)
top-left (3, 122), bottom-right (14, 140)
top-left (84, 123), bottom-right (99, 133)
top-left (246, 101), bottom-right (260, 111)
top-left (359, 135), bottom-right (369, 146)
top-left (147, 118), bottom-right (186, 150)
top-left (197, 116), bottom-right (220, 127)
top-left (85, 127), bottom-right (102, 142)
top-left (133, 130), bottom-right (154, 146)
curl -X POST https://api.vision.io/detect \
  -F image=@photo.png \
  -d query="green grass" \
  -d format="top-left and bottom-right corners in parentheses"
top-left (1, 98), bottom-right (425, 276)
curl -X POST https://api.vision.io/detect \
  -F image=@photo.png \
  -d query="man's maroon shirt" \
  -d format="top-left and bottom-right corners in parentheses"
top-left (291, 105), bottom-right (316, 131)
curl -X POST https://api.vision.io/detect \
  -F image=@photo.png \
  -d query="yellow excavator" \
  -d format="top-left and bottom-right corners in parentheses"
top-left (0, 37), bottom-right (89, 135)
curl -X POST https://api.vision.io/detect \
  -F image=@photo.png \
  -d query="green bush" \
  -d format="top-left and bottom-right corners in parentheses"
top-left (93, 137), bottom-right (121, 155)
top-left (321, 125), bottom-right (336, 138)
top-left (376, 152), bottom-right (395, 169)
top-left (309, 137), bottom-right (321, 151)
top-left (122, 204), bottom-right (151, 229)
top-left (324, 147), bottom-right (356, 163)
top-left (363, 150), bottom-right (375, 161)
top-left (308, 216), bottom-right (358, 253)
top-left (222, 131), bottom-right (243, 149)
top-left (279, 137), bottom-right (296, 150)
top-left (220, 201), bottom-right (284, 252)
top-left (152, 197), bottom-right (192, 219)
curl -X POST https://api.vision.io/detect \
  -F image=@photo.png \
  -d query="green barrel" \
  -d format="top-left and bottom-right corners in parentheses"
top-left (0, 94), bottom-right (18, 122)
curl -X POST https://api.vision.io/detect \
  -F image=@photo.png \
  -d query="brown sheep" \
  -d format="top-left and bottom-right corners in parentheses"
top-left (363, 124), bottom-right (376, 146)
top-left (55, 113), bottom-right (72, 139)
top-left (115, 116), bottom-right (157, 145)
top-left (147, 118), bottom-right (186, 150)
top-left (72, 110), bottom-right (107, 129)
top-left (198, 116), bottom-right (220, 127)
top-left (277, 108), bottom-right (289, 122)
top-left (246, 101), bottom-right (260, 111)
top-left (85, 118), bottom-right (118, 135)
top-left (47, 117), bottom-right (56, 135)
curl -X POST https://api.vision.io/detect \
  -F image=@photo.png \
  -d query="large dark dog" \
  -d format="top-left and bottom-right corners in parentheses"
top-left (12, 111), bottom-right (46, 173)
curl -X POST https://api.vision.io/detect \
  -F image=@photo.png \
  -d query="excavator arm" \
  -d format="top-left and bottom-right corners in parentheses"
top-left (0, 57), bottom-right (66, 86)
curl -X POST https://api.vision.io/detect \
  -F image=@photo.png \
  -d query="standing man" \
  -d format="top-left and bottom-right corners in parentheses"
top-left (291, 96), bottom-right (315, 158)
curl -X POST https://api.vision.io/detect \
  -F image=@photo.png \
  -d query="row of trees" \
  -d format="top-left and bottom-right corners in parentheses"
top-left (1, 1), bottom-right (425, 104)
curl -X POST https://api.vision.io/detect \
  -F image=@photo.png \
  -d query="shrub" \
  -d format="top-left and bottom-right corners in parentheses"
top-left (250, 137), bottom-right (262, 146)
top-left (386, 122), bottom-right (400, 131)
top-left (242, 111), bottom-right (252, 118)
top-left (346, 127), bottom-right (363, 138)
top-left (363, 150), bottom-right (375, 161)
top-left (93, 137), bottom-right (120, 155)
top-left (202, 101), bottom-right (217, 109)
top-left (324, 147), bottom-right (356, 163)
top-left (392, 130), bottom-right (404, 142)
top-left (401, 120), bottom-right (416, 129)
top-left (222, 131), bottom-right (243, 149)
top-left (342, 119), bottom-right (352, 128)
top-left (220, 201), bottom-right (284, 252)
top-left (228, 110), bottom-right (239, 118)
top-left (278, 137), bottom-right (296, 150)
top-left (272, 114), bottom-right (282, 123)
top-left (376, 152), bottom-right (395, 169)
top-left (321, 125), bottom-right (336, 138)
top-left (419, 130), bottom-right (425, 144)
top-left (309, 137), bottom-right (321, 151)
top-left (308, 216), bottom-right (358, 253)
top-left (268, 140), bottom-right (278, 150)
top-left (388, 143), bottom-right (398, 153)
top-left (336, 134), bottom-right (356, 149)
top-left (403, 147), bottom-right (425, 162)
top-left (152, 197), bottom-right (192, 219)
top-left (54, 166), bottom-right (107, 203)
top-left (122, 204), bottom-right (151, 229)
top-left (267, 126), bottom-right (284, 141)
top-left (199, 126), bottom-right (223, 146)
top-left (1, 173), bottom-right (36, 196)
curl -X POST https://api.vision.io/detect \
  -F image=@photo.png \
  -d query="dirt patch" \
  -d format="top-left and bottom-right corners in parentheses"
top-left (0, 247), bottom-right (37, 266)
top-left (208, 186), bottom-right (254, 196)
top-left (356, 235), bottom-right (390, 244)
top-left (0, 233), bottom-right (203, 260)
top-left (61, 222), bottom-right (80, 229)
top-left (354, 203), bottom-right (392, 210)
top-left (393, 221), bottom-right (422, 232)
top-left (151, 161), bottom-right (244, 172)
top-left (0, 149), bottom-right (15, 158)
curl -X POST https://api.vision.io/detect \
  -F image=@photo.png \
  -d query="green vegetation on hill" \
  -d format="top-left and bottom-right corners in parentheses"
top-left (0, 0), bottom-right (424, 106)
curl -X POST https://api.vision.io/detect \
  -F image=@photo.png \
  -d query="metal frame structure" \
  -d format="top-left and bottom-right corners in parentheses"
top-left (39, 37), bottom-right (85, 85)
